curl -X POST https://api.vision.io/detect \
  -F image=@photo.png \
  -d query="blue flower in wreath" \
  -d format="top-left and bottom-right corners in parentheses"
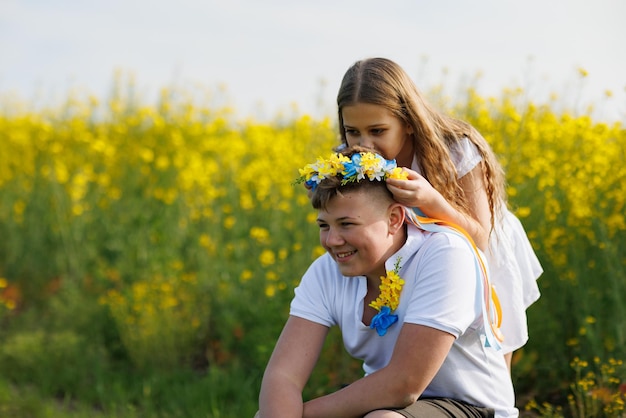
top-left (342, 153), bottom-right (361, 179)
top-left (370, 305), bottom-right (399, 336)
top-left (305, 178), bottom-right (318, 190)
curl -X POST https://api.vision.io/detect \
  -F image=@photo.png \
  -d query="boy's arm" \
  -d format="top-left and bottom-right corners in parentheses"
top-left (258, 316), bottom-right (329, 418)
top-left (303, 323), bottom-right (455, 418)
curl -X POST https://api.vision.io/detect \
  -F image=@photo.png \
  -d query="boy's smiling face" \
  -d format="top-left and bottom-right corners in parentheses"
top-left (316, 188), bottom-right (403, 282)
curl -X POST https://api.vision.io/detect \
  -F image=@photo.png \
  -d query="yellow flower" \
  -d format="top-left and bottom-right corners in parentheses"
top-left (223, 216), bottom-right (236, 229)
top-left (370, 257), bottom-right (404, 312)
top-left (250, 227), bottom-right (270, 244)
top-left (298, 164), bottom-right (316, 180)
top-left (387, 167), bottom-right (408, 180)
top-left (317, 154), bottom-right (349, 179)
top-left (240, 270), bottom-right (253, 282)
top-left (312, 245), bottom-right (326, 259)
top-left (265, 284), bottom-right (276, 298)
top-left (259, 249), bottom-right (276, 267)
top-left (516, 207), bottom-right (531, 218)
top-left (359, 152), bottom-right (384, 178)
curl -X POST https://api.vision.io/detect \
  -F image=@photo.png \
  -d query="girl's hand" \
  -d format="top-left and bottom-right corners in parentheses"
top-left (385, 168), bottom-right (442, 211)
top-left (388, 166), bottom-right (491, 250)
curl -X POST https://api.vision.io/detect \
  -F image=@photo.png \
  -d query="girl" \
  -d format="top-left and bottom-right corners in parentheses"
top-left (336, 57), bottom-right (542, 366)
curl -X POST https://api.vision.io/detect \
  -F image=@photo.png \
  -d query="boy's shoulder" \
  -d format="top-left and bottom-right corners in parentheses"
top-left (408, 225), bottom-right (477, 264)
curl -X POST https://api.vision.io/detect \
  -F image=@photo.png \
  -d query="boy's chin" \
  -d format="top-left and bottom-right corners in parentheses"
top-left (337, 265), bottom-right (363, 278)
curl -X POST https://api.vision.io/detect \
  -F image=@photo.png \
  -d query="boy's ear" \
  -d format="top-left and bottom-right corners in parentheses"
top-left (388, 203), bottom-right (406, 234)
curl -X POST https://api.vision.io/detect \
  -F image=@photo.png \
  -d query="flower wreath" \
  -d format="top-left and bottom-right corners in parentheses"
top-left (295, 151), bottom-right (408, 190)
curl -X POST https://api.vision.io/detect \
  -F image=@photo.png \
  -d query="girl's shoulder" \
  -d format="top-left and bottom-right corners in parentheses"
top-left (449, 136), bottom-right (482, 178)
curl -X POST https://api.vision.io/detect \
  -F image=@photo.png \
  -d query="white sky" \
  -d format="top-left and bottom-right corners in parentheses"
top-left (1, 0), bottom-right (625, 122)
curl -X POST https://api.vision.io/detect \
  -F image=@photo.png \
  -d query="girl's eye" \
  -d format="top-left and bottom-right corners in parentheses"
top-left (371, 128), bottom-right (384, 135)
top-left (345, 129), bottom-right (358, 136)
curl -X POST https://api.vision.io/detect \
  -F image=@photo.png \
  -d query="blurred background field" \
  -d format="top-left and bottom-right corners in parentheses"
top-left (0, 74), bottom-right (625, 417)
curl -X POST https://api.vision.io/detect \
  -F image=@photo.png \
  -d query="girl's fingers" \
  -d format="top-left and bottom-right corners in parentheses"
top-left (401, 168), bottom-right (421, 180)
top-left (387, 176), bottom-right (420, 191)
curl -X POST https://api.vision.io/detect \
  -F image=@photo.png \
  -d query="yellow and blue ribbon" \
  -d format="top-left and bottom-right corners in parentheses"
top-left (405, 208), bottom-right (504, 350)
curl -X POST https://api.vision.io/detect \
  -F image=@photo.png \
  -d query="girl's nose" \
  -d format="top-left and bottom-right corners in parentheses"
top-left (358, 136), bottom-right (373, 149)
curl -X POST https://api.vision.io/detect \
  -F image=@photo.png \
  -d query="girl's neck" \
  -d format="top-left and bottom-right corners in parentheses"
top-left (397, 141), bottom-right (415, 169)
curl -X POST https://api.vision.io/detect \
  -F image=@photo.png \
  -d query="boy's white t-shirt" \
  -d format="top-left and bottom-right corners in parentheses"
top-left (290, 225), bottom-right (518, 418)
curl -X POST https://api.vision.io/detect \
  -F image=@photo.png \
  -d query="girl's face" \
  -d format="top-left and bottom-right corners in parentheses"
top-left (317, 189), bottom-right (398, 282)
top-left (342, 103), bottom-right (414, 168)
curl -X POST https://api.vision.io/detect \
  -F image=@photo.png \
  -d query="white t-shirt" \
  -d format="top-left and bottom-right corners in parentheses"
top-left (290, 225), bottom-right (518, 418)
top-left (410, 136), bottom-right (482, 178)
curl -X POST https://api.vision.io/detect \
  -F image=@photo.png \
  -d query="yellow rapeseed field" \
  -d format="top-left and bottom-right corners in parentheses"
top-left (0, 81), bottom-right (624, 414)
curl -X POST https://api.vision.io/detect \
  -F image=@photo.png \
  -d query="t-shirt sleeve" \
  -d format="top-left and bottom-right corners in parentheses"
top-left (290, 254), bottom-right (337, 328)
top-left (403, 233), bottom-right (480, 338)
top-left (451, 137), bottom-right (482, 178)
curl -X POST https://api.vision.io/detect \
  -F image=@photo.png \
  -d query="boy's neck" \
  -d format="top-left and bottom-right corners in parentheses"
top-left (366, 224), bottom-right (408, 288)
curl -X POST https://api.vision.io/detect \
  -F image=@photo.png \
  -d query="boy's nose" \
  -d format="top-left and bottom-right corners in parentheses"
top-left (325, 228), bottom-right (344, 246)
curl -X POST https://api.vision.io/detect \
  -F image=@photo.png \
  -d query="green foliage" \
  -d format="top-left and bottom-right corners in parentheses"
top-left (0, 81), bottom-right (624, 417)
top-left (0, 329), bottom-right (104, 398)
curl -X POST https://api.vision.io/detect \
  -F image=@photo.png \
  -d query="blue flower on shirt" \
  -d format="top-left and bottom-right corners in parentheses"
top-left (369, 257), bottom-right (404, 336)
top-left (370, 306), bottom-right (399, 336)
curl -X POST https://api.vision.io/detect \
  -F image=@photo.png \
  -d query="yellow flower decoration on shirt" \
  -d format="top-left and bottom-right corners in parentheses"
top-left (369, 257), bottom-right (404, 336)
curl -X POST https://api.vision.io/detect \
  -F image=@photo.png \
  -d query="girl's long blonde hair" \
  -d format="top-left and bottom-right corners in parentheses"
top-left (337, 57), bottom-right (505, 231)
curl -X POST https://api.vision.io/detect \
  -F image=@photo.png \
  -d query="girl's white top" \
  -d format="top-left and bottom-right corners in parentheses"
top-left (413, 137), bottom-right (543, 353)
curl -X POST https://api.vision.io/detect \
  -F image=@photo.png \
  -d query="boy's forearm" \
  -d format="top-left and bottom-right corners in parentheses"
top-left (259, 376), bottom-right (304, 418)
top-left (302, 368), bottom-right (414, 418)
